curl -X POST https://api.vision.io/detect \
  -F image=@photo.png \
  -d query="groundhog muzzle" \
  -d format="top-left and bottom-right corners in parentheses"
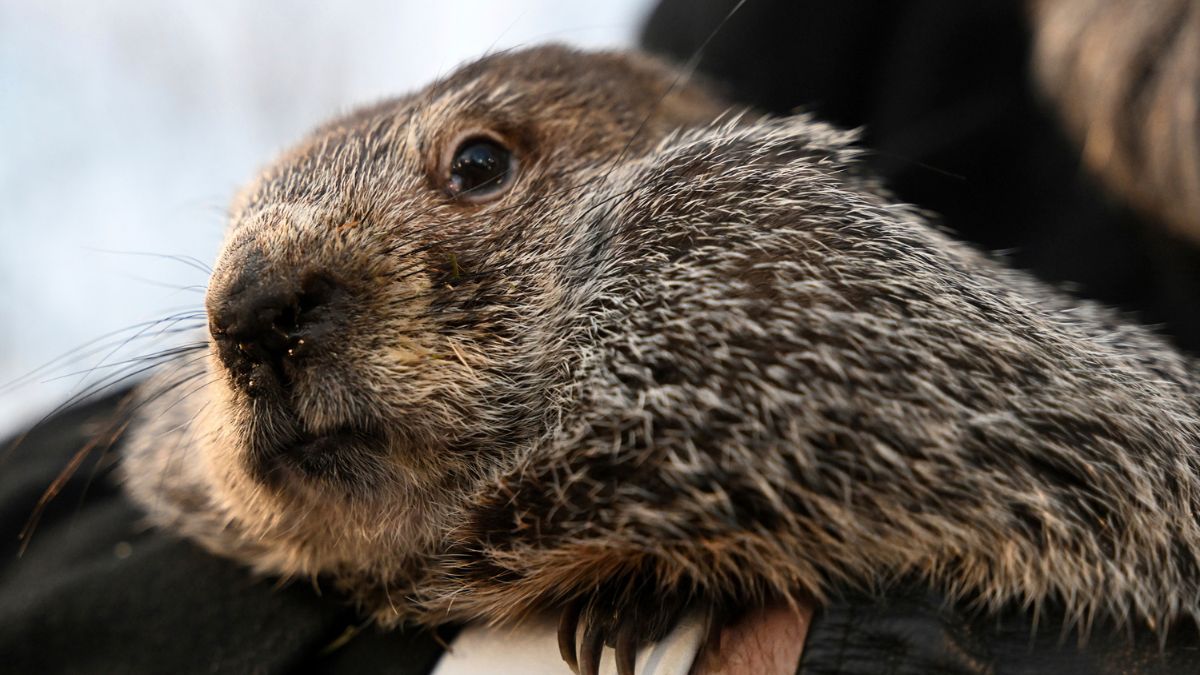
top-left (119, 45), bottom-right (1200, 675)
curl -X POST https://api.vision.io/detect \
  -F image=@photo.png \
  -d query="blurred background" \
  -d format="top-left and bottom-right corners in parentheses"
top-left (0, 0), bottom-right (652, 436)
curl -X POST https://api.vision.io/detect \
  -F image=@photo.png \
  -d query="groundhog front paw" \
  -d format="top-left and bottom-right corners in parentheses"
top-left (556, 582), bottom-right (706, 675)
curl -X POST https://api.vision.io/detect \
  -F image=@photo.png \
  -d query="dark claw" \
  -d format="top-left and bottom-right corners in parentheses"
top-left (615, 620), bottom-right (638, 675)
top-left (703, 605), bottom-right (723, 659)
top-left (579, 619), bottom-right (606, 675)
top-left (556, 578), bottom-right (697, 674)
top-left (558, 600), bottom-right (582, 674)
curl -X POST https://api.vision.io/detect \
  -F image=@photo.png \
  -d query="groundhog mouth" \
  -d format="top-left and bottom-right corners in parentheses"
top-left (248, 424), bottom-right (389, 494)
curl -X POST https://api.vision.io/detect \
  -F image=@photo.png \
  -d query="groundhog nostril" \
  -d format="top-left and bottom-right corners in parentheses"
top-left (296, 274), bottom-right (340, 320)
top-left (209, 272), bottom-right (345, 393)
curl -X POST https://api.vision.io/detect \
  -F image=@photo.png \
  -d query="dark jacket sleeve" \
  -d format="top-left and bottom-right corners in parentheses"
top-left (800, 588), bottom-right (1200, 674)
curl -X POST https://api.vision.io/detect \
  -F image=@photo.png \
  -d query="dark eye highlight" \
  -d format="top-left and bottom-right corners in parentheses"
top-left (446, 137), bottom-right (515, 201)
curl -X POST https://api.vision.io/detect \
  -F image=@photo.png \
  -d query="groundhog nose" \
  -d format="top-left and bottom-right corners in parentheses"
top-left (209, 272), bottom-right (343, 395)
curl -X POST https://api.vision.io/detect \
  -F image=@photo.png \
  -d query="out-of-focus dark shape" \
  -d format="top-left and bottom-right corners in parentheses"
top-left (802, 588), bottom-right (1200, 674)
top-left (1031, 0), bottom-right (1200, 246)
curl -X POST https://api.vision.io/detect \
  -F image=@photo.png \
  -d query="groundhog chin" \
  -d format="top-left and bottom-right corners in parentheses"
top-left (201, 404), bottom-right (452, 578)
top-left (244, 424), bottom-right (393, 496)
top-left (202, 366), bottom-right (396, 503)
top-left (213, 439), bottom-right (449, 585)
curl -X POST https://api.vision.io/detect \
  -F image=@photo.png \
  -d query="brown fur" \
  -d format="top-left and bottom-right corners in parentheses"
top-left (122, 45), bottom-right (1200, 656)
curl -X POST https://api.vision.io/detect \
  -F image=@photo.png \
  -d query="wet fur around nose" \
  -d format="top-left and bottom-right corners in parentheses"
top-left (119, 44), bottom-right (1200, 664)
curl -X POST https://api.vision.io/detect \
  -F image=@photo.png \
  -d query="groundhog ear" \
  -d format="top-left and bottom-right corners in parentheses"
top-left (714, 114), bottom-right (864, 167)
top-left (633, 115), bottom-right (868, 197)
top-left (584, 115), bottom-right (878, 242)
top-left (606, 52), bottom-right (733, 133)
top-left (643, 77), bottom-right (733, 131)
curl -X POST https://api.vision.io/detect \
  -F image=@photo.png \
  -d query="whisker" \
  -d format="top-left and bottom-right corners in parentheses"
top-left (0, 311), bottom-right (206, 395)
top-left (153, 397), bottom-right (213, 516)
top-left (65, 311), bottom-right (208, 397)
top-left (18, 412), bottom-right (132, 556)
top-left (381, 164), bottom-right (604, 260)
top-left (22, 351), bottom-right (209, 443)
top-left (41, 342), bottom-right (208, 384)
top-left (1, 335), bottom-right (209, 470)
top-left (19, 356), bottom-right (214, 554)
top-left (593, 0), bottom-right (750, 190)
top-left (383, 179), bottom-right (660, 305)
top-left (116, 274), bottom-right (209, 294)
top-left (82, 247), bottom-right (214, 275)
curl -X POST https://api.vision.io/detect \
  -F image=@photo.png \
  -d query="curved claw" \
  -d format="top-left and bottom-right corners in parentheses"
top-left (579, 619), bottom-right (606, 675)
top-left (614, 619), bottom-right (638, 675)
top-left (558, 600), bottom-right (582, 674)
top-left (703, 605), bottom-right (724, 659)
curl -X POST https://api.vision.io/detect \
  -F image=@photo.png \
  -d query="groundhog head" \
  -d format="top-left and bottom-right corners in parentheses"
top-left (132, 46), bottom-right (730, 580)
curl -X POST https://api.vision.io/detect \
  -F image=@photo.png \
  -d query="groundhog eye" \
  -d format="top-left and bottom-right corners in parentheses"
top-left (446, 137), bottom-right (515, 201)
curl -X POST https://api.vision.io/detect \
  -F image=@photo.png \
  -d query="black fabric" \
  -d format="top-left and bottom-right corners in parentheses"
top-left (800, 589), bottom-right (1200, 674)
top-left (642, 0), bottom-right (1200, 356)
top-left (0, 393), bottom-right (447, 674)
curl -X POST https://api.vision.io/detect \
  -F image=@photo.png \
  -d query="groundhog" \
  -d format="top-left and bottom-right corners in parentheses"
top-left (118, 45), bottom-right (1200, 674)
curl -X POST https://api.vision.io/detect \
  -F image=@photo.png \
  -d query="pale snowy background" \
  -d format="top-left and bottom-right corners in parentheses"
top-left (0, 0), bottom-right (652, 437)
